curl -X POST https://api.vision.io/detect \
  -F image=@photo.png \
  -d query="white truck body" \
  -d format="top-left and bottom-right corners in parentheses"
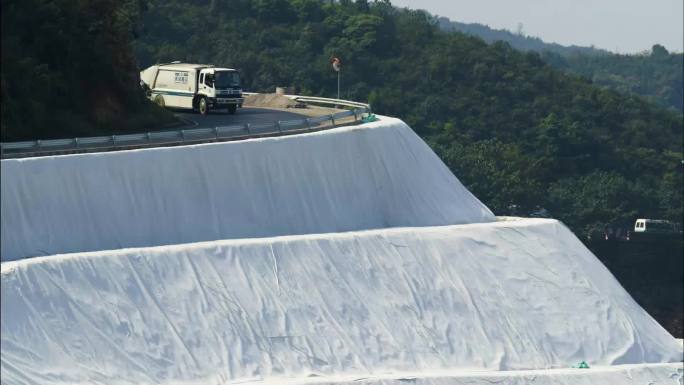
top-left (140, 62), bottom-right (243, 114)
top-left (634, 218), bottom-right (679, 233)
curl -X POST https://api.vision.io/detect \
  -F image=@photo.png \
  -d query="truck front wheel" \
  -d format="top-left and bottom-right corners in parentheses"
top-left (198, 97), bottom-right (209, 115)
top-left (227, 104), bottom-right (237, 114)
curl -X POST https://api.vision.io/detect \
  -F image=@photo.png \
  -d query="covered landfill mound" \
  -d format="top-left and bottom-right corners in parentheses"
top-left (1, 117), bottom-right (681, 385)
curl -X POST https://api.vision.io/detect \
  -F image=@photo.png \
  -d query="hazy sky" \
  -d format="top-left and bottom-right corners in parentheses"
top-left (390, 0), bottom-right (683, 53)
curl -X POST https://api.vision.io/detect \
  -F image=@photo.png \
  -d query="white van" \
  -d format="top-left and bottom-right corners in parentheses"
top-left (140, 62), bottom-right (243, 114)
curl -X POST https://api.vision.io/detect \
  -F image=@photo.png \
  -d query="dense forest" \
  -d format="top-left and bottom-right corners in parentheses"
top-left (1, 0), bottom-right (681, 240)
top-left (541, 47), bottom-right (684, 112)
top-left (0, 0), bottom-right (177, 141)
top-left (439, 17), bottom-right (684, 112)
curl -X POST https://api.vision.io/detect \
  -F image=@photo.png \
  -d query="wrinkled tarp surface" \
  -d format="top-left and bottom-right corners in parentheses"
top-left (1, 117), bottom-right (493, 261)
top-left (2, 219), bottom-right (681, 384)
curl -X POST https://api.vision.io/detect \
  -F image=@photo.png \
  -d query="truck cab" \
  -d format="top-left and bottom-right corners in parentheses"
top-left (196, 67), bottom-right (243, 114)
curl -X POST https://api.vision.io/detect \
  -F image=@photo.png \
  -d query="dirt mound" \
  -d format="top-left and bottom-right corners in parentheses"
top-left (243, 93), bottom-right (305, 108)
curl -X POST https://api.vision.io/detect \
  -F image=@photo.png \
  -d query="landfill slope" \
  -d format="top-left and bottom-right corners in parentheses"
top-left (1, 219), bottom-right (681, 385)
top-left (0, 117), bottom-right (494, 261)
top-left (1, 117), bottom-right (681, 385)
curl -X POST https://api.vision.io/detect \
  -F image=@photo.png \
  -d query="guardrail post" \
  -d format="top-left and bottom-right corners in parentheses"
top-left (276, 121), bottom-right (282, 134)
top-left (74, 138), bottom-right (79, 148)
top-left (146, 132), bottom-right (151, 143)
top-left (36, 140), bottom-right (42, 150)
top-left (180, 129), bottom-right (185, 141)
top-left (330, 114), bottom-right (336, 127)
top-left (245, 123), bottom-right (251, 135)
top-left (352, 109), bottom-right (358, 121)
top-left (214, 127), bottom-right (219, 139)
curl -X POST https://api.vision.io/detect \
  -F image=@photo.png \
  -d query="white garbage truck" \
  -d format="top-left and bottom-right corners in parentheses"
top-left (140, 62), bottom-right (243, 114)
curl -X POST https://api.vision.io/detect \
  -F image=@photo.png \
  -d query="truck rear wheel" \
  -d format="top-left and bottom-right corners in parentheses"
top-left (154, 94), bottom-right (165, 108)
top-left (198, 97), bottom-right (208, 115)
top-left (227, 104), bottom-right (237, 114)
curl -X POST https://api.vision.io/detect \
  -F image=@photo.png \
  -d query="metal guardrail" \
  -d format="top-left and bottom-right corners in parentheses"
top-left (0, 94), bottom-right (372, 159)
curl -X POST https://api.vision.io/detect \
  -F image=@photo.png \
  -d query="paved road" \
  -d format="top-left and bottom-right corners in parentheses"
top-left (174, 107), bottom-right (306, 129)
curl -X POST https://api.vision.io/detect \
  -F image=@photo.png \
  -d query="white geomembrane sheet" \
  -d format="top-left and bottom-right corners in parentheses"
top-left (0, 117), bottom-right (494, 261)
top-left (1, 117), bottom-right (681, 385)
top-left (1, 219), bottom-right (681, 384)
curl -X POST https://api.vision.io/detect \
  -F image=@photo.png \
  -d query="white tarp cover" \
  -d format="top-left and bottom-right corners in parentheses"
top-left (1, 219), bottom-right (681, 385)
top-left (0, 117), bottom-right (494, 262)
top-left (235, 364), bottom-right (684, 385)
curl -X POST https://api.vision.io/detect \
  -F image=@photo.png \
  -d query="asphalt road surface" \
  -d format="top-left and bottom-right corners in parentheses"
top-left (174, 107), bottom-right (306, 129)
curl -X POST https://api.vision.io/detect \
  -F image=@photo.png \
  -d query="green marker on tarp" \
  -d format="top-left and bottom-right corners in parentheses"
top-left (362, 114), bottom-right (378, 123)
top-left (572, 361), bottom-right (590, 369)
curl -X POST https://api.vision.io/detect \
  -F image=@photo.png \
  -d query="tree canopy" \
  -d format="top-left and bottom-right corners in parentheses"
top-left (0, 0), bottom-right (176, 141)
top-left (439, 17), bottom-right (683, 112)
top-left (542, 46), bottom-right (684, 113)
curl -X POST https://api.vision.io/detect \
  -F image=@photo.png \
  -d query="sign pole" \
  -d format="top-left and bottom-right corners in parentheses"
top-left (332, 57), bottom-right (341, 100)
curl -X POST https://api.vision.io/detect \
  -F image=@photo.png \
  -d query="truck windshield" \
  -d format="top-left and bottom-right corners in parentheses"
top-left (214, 71), bottom-right (240, 88)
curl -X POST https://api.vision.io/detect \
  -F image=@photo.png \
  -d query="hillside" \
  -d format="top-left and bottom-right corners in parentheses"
top-left (541, 46), bottom-right (684, 112)
top-left (437, 17), bottom-right (610, 56)
top-left (2, 2), bottom-right (683, 382)
top-left (0, 0), bottom-right (177, 141)
top-left (134, 0), bottom-right (682, 237)
top-left (438, 17), bottom-right (684, 112)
